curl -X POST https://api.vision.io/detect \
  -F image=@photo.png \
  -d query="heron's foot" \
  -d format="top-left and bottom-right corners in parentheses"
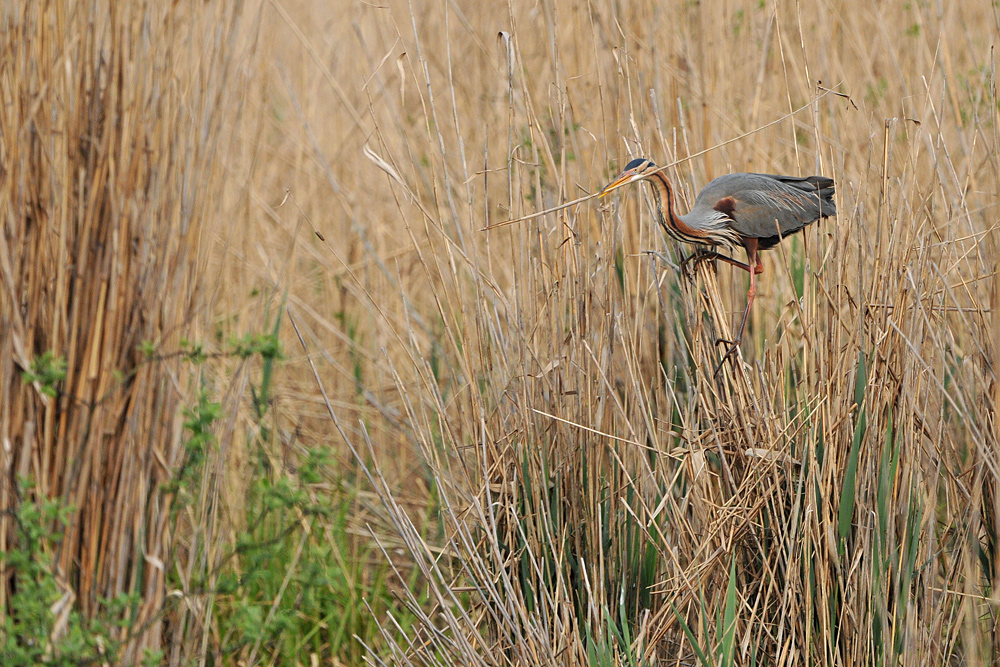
top-left (679, 250), bottom-right (721, 281)
top-left (712, 337), bottom-right (743, 377)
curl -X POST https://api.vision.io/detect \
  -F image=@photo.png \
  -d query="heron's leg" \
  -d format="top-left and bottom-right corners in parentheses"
top-left (680, 249), bottom-right (754, 282)
top-left (679, 248), bottom-right (716, 269)
top-left (679, 249), bottom-right (712, 280)
top-left (677, 250), bottom-right (711, 279)
top-left (709, 253), bottom-right (754, 273)
top-left (714, 242), bottom-right (763, 376)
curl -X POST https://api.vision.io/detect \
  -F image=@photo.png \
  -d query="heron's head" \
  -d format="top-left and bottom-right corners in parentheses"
top-left (598, 158), bottom-right (658, 198)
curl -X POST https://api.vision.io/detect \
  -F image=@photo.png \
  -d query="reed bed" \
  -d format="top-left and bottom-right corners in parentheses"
top-left (3, 0), bottom-right (1000, 665)
top-left (0, 1), bottom-right (253, 661)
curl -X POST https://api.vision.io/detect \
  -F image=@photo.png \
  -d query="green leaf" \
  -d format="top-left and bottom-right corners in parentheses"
top-left (838, 350), bottom-right (868, 553)
top-left (853, 349), bottom-right (867, 409)
top-left (671, 602), bottom-right (712, 667)
top-left (721, 556), bottom-right (738, 667)
top-left (614, 245), bottom-right (626, 292)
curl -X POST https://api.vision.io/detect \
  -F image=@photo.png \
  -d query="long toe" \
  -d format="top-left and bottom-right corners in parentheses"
top-left (680, 250), bottom-right (717, 281)
top-left (713, 340), bottom-right (742, 377)
top-left (714, 336), bottom-right (740, 348)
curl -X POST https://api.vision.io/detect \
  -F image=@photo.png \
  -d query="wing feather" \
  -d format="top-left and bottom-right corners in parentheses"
top-left (692, 173), bottom-right (836, 246)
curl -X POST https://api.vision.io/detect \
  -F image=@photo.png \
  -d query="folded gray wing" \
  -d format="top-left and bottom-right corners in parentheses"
top-left (692, 172), bottom-right (836, 241)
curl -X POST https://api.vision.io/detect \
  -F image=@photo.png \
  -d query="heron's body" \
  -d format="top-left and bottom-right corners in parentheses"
top-left (600, 158), bottom-right (836, 368)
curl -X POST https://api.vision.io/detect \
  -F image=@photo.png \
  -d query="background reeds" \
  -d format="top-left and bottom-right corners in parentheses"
top-left (2, 0), bottom-right (999, 665)
top-left (0, 2), bottom-right (252, 662)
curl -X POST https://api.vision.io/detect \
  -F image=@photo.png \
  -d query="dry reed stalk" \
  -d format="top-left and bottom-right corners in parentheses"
top-left (0, 1), bottom-right (253, 659)
top-left (263, 1), bottom-right (999, 664)
top-left (0, 0), bottom-right (984, 663)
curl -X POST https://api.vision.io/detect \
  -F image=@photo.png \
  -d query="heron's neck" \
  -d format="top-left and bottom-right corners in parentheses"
top-left (646, 171), bottom-right (680, 225)
top-left (645, 171), bottom-right (709, 244)
top-left (648, 171), bottom-right (688, 234)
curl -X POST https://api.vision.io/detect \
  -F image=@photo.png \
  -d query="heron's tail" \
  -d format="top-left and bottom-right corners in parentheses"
top-left (775, 175), bottom-right (837, 218)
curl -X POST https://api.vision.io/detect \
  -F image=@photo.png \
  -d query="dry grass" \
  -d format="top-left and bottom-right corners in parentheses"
top-left (4, 0), bottom-right (1000, 665)
top-left (0, 1), bottom-right (254, 661)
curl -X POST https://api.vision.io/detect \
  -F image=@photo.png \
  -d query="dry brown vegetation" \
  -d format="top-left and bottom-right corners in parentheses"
top-left (2, 0), bottom-right (1000, 665)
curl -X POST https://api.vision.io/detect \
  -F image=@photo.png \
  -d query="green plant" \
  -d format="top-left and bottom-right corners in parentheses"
top-left (21, 352), bottom-right (67, 398)
top-left (162, 320), bottom-right (420, 665)
top-left (671, 557), bottom-right (740, 667)
top-left (0, 486), bottom-right (135, 666)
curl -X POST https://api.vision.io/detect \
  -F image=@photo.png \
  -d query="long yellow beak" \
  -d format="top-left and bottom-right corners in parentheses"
top-left (597, 170), bottom-right (637, 198)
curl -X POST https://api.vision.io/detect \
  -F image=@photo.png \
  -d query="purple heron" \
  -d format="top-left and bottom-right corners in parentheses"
top-left (599, 158), bottom-right (836, 367)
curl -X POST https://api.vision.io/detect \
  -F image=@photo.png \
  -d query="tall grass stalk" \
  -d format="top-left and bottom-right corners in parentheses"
top-left (4, 1), bottom-right (1000, 665)
top-left (0, 1), bottom-right (253, 659)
